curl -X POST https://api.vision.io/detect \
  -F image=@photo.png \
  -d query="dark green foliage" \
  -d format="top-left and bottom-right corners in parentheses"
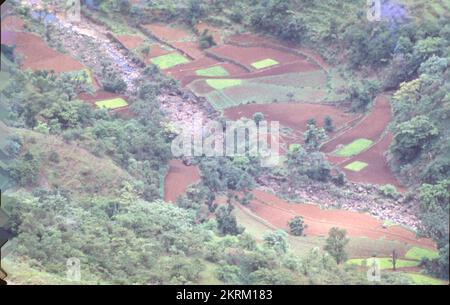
top-left (391, 115), bottom-right (439, 163)
top-left (324, 115), bottom-right (334, 132)
top-left (288, 216), bottom-right (307, 236)
top-left (216, 204), bottom-right (243, 236)
top-left (250, 0), bottom-right (305, 43)
top-left (324, 227), bottom-right (349, 264)
top-left (418, 180), bottom-right (449, 279)
top-left (347, 79), bottom-right (379, 112)
top-left (263, 230), bottom-right (289, 253)
top-left (287, 146), bottom-right (331, 183)
top-left (253, 112), bottom-right (264, 125)
top-left (6, 151), bottom-right (41, 187)
top-left (101, 60), bottom-right (127, 93)
top-left (307, 118), bottom-right (316, 126)
top-left (186, 0), bottom-right (205, 25)
top-left (303, 124), bottom-right (327, 151)
top-left (332, 169), bottom-right (346, 186)
top-left (199, 29), bottom-right (216, 49)
top-left (3, 135), bottom-right (23, 158)
top-left (1, 43), bottom-right (15, 62)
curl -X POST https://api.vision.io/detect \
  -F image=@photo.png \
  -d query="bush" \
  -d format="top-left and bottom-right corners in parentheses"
top-left (324, 116), bottom-right (334, 132)
top-left (48, 151), bottom-right (60, 163)
top-left (199, 29), bottom-right (216, 49)
top-left (379, 184), bottom-right (399, 199)
top-left (288, 216), bottom-right (307, 236)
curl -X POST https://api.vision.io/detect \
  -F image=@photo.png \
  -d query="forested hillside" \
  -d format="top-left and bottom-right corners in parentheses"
top-left (0, 0), bottom-right (448, 285)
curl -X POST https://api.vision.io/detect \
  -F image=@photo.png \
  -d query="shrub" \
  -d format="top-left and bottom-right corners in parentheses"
top-left (379, 184), bottom-right (399, 199)
top-left (288, 216), bottom-right (307, 236)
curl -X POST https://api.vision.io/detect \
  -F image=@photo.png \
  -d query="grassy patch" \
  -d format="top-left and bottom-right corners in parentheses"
top-left (345, 161), bottom-right (368, 172)
top-left (206, 79), bottom-right (242, 90)
top-left (95, 98), bottom-right (128, 109)
top-left (346, 257), bottom-right (420, 269)
top-left (195, 66), bottom-right (229, 77)
top-left (335, 138), bottom-right (373, 157)
top-left (251, 58), bottom-right (279, 69)
top-left (405, 247), bottom-right (439, 261)
top-left (407, 273), bottom-right (444, 285)
top-left (150, 52), bottom-right (189, 69)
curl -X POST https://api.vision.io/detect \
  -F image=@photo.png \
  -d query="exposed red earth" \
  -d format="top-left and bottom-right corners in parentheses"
top-left (209, 44), bottom-right (306, 69)
top-left (115, 34), bottom-right (144, 50)
top-left (1, 15), bottom-right (24, 31)
top-left (248, 190), bottom-right (436, 249)
top-left (340, 132), bottom-right (404, 190)
top-left (1, 31), bottom-right (86, 73)
top-left (321, 95), bottom-right (392, 153)
top-left (143, 44), bottom-right (173, 63)
top-left (171, 41), bottom-right (204, 59)
top-left (195, 22), bottom-right (224, 44)
top-left (226, 34), bottom-right (331, 71)
top-left (224, 102), bottom-right (360, 151)
top-left (166, 56), bottom-right (248, 86)
top-left (164, 159), bottom-right (201, 203)
top-left (317, 94), bottom-right (403, 188)
top-left (142, 23), bottom-right (193, 42)
top-left (174, 60), bottom-right (320, 87)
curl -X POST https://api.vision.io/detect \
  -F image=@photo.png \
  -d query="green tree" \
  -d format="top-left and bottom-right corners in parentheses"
top-left (216, 204), bottom-right (242, 235)
top-left (253, 112), bottom-right (264, 125)
top-left (391, 115), bottom-right (439, 162)
top-left (288, 216), bottom-right (307, 236)
top-left (304, 124), bottom-right (327, 151)
top-left (263, 230), bottom-right (289, 254)
top-left (199, 29), bottom-right (216, 49)
top-left (324, 227), bottom-right (349, 264)
top-left (324, 116), bottom-right (334, 132)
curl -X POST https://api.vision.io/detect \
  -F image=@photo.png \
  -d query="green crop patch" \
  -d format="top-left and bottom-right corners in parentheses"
top-left (206, 79), bottom-right (242, 90)
top-left (150, 52), bottom-right (189, 69)
top-left (405, 247), bottom-right (439, 261)
top-left (335, 138), bottom-right (373, 157)
top-left (407, 273), bottom-right (444, 285)
top-left (251, 58), bottom-right (279, 69)
top-left (196, 66), bottom-right (229, 77)
top-left (95, 98), bottom-right (128, 109)
top-left (345, 161), bottom-right (368, 172)
top-left (346, 258), bottom-right (420, 270)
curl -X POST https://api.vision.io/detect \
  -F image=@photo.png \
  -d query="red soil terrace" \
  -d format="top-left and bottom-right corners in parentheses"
top-left (115, 34), bottom-right (144, 50)
top-left (340, 132), bottom-right (404, 190)
top-left (321, 95), bottom-right (392, 153)
top-left (249, 190), bottom-right (435, 249)
top-left (1, 15), bottom-right (24, 31)
top-left (209, 44), bottom-right (306, 69)
top-left (142, 23), bottom-right (193, 42)
top-left (224, 103), bottom-right (358, 134)
top-left (164, 159), bottom-right (201, 203)
top-left (195, 22), bottom-right (224, 44)
top-left (1, 31), bottom-right (85, 73)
